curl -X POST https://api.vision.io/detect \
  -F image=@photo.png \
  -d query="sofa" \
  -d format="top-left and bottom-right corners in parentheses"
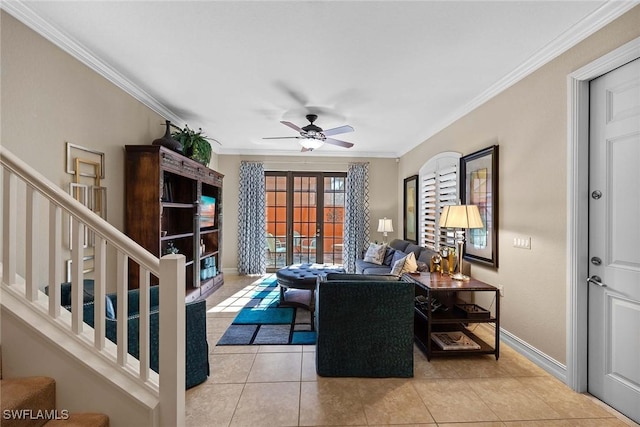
top-left (52, 282), bottom-right (209, 389)
top-left (315, 273), bottom-right (414, 377)
top-left (355, 238), bottom-right (438, 274)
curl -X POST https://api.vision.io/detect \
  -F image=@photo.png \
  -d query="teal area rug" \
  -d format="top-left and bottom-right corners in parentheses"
top-left (216, 277), bottom-right (316, 346)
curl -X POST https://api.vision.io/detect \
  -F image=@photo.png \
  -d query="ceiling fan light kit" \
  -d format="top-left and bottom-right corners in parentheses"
top-left (300, 138), bottom-right (324, 150)
top-left (263, 114), bottom-right (355, 152)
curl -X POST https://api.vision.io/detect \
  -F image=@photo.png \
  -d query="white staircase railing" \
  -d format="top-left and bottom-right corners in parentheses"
top-left (1, 146), bottom-right (185, 426)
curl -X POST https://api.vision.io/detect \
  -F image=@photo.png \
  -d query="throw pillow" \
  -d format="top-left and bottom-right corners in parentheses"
top-left (383, 247), bottom-right (396, 265)
top-left (363, 242), bottom-right (387, 265)
top-left (416, 261), bottom-right (429, 272)
top-left (391, 250), bottom-right (407, 265)
top-left (390, 254), bottom-right (408, 276)
top-left (402, 252), bottom-right (419, 273)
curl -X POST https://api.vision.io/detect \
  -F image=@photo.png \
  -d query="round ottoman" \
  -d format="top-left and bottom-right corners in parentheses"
top-left (276, 263), bottom-right (345, 327)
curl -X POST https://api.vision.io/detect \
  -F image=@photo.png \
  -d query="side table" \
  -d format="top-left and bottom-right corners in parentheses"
top-left (403, 272), bottom-right (500, 360)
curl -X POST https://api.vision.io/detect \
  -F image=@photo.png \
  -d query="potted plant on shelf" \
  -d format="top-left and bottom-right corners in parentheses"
top-left (170, 124), bottom-right (213, 166)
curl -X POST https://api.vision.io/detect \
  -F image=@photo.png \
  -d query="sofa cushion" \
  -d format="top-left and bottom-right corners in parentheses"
top-left (404, 243), bottom-right (423, 260)
top-left (363, 242), bottom-right (387, 265)
top-left (388, 239), bottom-right (410, 253)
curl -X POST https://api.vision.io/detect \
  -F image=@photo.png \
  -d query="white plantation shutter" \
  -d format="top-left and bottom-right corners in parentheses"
top-left (419, 152), bottom-right (461, 250)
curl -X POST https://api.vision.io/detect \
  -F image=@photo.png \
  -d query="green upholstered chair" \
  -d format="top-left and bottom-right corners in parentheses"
top-left (315, 273), bottom-right (414, 377)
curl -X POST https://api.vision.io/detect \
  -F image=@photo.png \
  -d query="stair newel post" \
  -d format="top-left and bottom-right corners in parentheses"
top-left (159, 254), bottom-right (185, 427)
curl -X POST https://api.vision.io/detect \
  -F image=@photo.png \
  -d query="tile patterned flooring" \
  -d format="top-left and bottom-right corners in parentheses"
top-left (187, 274), bottom-right (638, 427)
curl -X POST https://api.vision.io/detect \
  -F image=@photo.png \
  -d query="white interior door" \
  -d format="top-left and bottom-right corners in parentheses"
top-left (588, 57), bottom-right (640, 423)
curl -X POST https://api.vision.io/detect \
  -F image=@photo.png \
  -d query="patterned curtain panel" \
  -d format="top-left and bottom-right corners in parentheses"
top-left (344, 162), bottom-right (370, 273)
top-left (237, 161), bottom-right (266, 275)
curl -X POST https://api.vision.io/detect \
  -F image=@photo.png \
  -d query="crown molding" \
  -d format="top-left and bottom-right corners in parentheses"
top-left (399, 0), bottom-right (639, 157)
top-left (1, 0), bottom-right (185, 126)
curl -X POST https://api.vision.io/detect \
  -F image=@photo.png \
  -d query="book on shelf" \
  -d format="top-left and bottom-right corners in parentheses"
top-left (432, 331), bottom-right (481, 350)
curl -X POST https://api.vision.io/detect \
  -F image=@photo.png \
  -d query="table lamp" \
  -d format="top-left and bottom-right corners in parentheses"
top-left (438, 205), bottom-right (483, 281)
top-left (377, 217), bottom-right (394, 243)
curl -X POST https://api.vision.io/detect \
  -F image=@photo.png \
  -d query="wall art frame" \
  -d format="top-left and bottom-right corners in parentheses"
top-left (460, 145), bottom-right (499, 268)
top-left (403, 174), bottom-right (419, 244)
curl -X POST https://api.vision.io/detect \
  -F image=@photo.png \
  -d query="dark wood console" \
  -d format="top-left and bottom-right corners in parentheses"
top-left (403, 272), bottom-right (500, 360)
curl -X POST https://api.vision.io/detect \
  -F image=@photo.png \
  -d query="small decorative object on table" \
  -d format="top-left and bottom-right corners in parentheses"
top-left (165, 241), bottom-right (179, 255)
top-left (432, 332), bottom-right (480, 350)
top-left (152, 120), bottom-right (182, 152)
top-left (456, 303), bottom-right (490, 319)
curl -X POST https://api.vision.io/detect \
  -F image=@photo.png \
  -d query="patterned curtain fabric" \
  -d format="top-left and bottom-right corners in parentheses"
top-left (344, 163), bottom-right (370, 273)
top-left (237, 161), bottom-right (266, 275)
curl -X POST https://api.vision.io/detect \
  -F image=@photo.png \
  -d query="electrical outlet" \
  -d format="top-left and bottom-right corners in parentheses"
top-left (497, 284), bottom-right (504, 297)
top-left (513, 236), bottom-right (531, 249)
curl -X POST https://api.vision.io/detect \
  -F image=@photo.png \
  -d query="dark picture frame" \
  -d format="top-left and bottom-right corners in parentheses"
top-left (460, 145), bottom-right (499, 268)
top-left (403, 175), bottom-right (419, 244)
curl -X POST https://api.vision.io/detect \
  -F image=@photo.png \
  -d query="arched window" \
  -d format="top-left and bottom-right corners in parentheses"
top-left (419, 152), bottom-right (461, 250)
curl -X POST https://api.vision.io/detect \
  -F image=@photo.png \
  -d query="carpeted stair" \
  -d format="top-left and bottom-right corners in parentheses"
top-left (0, 376), bottom-right (109, 427)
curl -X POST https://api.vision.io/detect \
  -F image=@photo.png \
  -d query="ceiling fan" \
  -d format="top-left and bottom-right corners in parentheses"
top-left (263, 114), bottom-right (354, 151)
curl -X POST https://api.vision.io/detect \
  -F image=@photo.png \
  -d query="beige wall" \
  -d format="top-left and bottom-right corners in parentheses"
top-left (1, 11), bottom-right (164, 234)
top-left (398, 6), bottom-right (640, 364)
top-left (217, 155), bottom-right (398, 272)
top-left (3, 4), bottom-right (640, 368)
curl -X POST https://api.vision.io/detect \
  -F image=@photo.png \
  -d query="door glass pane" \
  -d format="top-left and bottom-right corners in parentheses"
top-left (293, 176), bottom-right (318, 264)
top-left (265, 175), bottom-right (287, 269)
top-left (323, 176), bottom-right (345, 264)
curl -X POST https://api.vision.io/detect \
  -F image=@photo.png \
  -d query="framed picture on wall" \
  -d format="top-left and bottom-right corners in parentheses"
top-left (403, 175), bottom-right (419, 244)
top-left (460, 145), bottom-right (499, 268)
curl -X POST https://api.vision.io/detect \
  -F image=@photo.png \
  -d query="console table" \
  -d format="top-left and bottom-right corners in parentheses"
top-left (403, 272), bottom-right (500, 360)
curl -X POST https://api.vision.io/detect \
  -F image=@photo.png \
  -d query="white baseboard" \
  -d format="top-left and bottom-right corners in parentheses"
top-left (480, 324), bottom-right (567, 383)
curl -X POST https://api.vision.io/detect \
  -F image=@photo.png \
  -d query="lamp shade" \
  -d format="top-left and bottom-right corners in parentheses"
top-left (377, 218), bottom-right (394, 233)
top-left (439, 205), bottom-right (483, 229)
top-left (300, 138), bottom-right (324, 149)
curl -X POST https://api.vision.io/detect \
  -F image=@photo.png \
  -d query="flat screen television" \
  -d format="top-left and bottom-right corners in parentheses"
top-left (200, 196), bottom-right (216, 228)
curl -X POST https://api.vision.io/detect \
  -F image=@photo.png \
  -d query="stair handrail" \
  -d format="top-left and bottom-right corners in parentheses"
top-left (0, 146), bottom-right (159, 274)
top-left (1, 146), bottom-right (185, 426)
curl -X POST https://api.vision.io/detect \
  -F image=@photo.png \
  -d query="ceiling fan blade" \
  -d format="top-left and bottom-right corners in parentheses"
top-left (262, 136), bottom-right (301, 140)
top-left (280, 121), bottom-right (303, 132)
top-left (324, 138), bottom-right (354, 148)
top-left (301, 147), bottom-right (312, 152)
top-left (322, 125), bottom-right (354, 137)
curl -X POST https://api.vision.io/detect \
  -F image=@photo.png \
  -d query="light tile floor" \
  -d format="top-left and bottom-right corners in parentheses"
top-left (187, 274), bottom-right (638, 427)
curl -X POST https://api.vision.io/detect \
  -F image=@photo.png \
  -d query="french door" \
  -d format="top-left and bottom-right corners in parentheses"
top-left (265, 172), bottom-right (346, 271)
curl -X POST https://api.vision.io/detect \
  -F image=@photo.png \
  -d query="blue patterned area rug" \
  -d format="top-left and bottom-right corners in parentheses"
top-left (216, 277), bottom-right (316, 346)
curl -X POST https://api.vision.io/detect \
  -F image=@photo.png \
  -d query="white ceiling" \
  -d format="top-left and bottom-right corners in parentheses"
top-left (5, 1), bottom-right (634, 157)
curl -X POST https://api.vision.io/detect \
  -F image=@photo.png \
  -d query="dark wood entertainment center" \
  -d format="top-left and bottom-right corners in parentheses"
top-left (404, 272), bottom-right (500, 360)
top-left (125, 145), bottom-right (224, 302)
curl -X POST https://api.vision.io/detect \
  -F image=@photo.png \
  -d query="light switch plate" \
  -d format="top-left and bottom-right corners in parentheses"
top-left (513, 237), bottom-right (531, 249)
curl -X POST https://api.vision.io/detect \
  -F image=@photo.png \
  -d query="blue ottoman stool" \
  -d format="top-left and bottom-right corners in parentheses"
top-left (276, 263), bottom-right (345, 328)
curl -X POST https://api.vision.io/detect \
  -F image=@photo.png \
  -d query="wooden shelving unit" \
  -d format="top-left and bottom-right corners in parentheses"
top-left (125, 145), bottom-right (224, 302)
top-left (403, 272), bottom-right (500, 360)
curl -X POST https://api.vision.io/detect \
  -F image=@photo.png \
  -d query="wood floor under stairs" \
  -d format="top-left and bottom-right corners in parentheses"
top-left (1, 376), bottom-right (109, 427)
